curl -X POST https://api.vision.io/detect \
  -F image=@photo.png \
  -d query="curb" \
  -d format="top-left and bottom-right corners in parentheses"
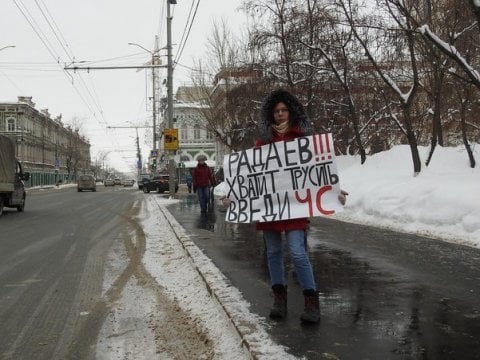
top-left (152, 196), bottom-right (296, 360)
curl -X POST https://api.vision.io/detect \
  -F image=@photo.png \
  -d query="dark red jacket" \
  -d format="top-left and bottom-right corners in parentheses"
top-left (255, 125), bottom-right (309, 232)
top-left (192, 163), bottom-right (215, 188)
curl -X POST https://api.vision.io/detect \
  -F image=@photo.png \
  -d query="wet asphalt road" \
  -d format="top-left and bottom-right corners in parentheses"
top-left (166, 192), bottom-right (480, 360)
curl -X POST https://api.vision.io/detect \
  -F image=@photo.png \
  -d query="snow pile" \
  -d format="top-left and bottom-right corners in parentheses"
top-left (142, 196), bottom-right (297, 359)
top-left (334, 144), bottom-right (480, 247)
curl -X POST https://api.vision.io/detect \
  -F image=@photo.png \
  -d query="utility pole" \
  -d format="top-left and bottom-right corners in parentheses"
top-left (152, 35), bottom-right (159, 151)
top-left (167, 0), bottom-right (177, 197)
top-left (125, 40), bottom-right (164, 154)
top-left (152, 54), bottom-right (157, 151)
top-left (107, 125), bottom-right (149, 177)
top-left (135, 128), bottom-right (142, 177)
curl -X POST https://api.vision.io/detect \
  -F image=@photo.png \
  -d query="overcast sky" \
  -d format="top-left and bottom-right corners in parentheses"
top-left (0, 0), bottom-right (246, 175)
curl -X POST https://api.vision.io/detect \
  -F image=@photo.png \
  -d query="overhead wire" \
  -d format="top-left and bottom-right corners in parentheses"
top-left (13, 0), bottom-right (132, 168)
top-left (13, 0), bottom-right (62, 62)
top-left (37, 5), bottom-right (142, 171)
top-left (14, 0), bottom-right (100, 123)
top-left (34, 0), bottom-right (74, 60)
top-left (39, 0), bottom-right (75, 58)
top-left (14, 0), bottom-right (98, 119)
top-left (32, 0), bottom-right (107, 125)
top-left (174, 0), bottom-right (196, 65)
top-left (174, 0), bottom-right (201, 68)
top-left (0, 70), bottom-right (25, 93)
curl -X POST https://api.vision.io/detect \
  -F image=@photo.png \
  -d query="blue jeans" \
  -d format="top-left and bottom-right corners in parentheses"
top-left (264, 230), bottom-right (316, 290)
top-left (197, 186), bottom-right (210, 211)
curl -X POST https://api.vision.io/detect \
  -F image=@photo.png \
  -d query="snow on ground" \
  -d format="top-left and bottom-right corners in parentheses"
top-left (135, 144), bottom-right (480, 359)
top-left (141, 196), bottom-right (298, 359)
top-left (333, 144), bottom-right (480, 248)
top-left (32, 144), bottom-right (478, 358)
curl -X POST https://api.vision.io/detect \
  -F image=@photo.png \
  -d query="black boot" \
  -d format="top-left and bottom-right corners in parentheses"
top-left (300, 289), bottom-right (320, 323)
top-left (269, 284), bottom-right (287, 319)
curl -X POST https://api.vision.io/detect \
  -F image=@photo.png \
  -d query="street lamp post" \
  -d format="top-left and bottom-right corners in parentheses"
top-left (127, 41), bottom-right (160, 154)
top-left (167, 0), bottom-right (176, 197)
top-left (0, 45), bottom-right (15, 52)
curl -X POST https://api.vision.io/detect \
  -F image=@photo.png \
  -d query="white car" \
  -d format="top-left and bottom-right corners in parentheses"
top-left (123, 179), bottom-right (135, 187)
top-left (104, 178), bottom-right (115, 186)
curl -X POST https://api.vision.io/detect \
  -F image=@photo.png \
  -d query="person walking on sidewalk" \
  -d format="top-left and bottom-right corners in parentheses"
top-left (185, 172), bottom-right (193, 193)
top-left (192, 155), bottom-right (216, 213)
top-left (224, 89), bottom-right (347, 323)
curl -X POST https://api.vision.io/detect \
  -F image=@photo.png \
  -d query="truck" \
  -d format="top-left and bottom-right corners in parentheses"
top-left (0, 135), bottom-right (30, 216)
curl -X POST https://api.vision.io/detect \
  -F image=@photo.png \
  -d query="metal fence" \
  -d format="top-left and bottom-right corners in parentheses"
top-left (24, 168), bottom-right (76, 188)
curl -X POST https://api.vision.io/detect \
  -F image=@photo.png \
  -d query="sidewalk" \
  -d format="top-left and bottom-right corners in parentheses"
top-left (141, 194), bottom-right (298, 359)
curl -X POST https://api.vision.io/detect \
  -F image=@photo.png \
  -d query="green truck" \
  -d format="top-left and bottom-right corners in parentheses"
top-left (0, 135), bottom-right (30, 216)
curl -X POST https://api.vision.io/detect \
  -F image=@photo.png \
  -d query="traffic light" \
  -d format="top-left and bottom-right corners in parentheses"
top-left (151, 158), bottom-right (157, 170)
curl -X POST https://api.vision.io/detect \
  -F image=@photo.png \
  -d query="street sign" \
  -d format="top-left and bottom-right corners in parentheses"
top-left (164, 128), bottom-right (178, 150)
top-left (150, 150), bottom-right (158, 158)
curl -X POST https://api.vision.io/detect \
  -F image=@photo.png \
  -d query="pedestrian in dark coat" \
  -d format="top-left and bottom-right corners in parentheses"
top-left (192, 155), bottom-right (215, 213)
top-left (185, 172), bottom-right (193, 193)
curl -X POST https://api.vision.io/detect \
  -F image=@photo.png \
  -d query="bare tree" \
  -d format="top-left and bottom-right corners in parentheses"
top-left (414, 0), bottom-right (479, 167)
top-left (299, 0), bottom-right (367, 163)
top-left (337, 0), bottom-right (422, 174)
top-left (243, 0), bottom-right (324, 121)
top-left (456, 85), bottom-right (477, 167)
top-left (64, 117), bottom-right (87, 180)
top-left (189, 19), bottom-right (266, 151)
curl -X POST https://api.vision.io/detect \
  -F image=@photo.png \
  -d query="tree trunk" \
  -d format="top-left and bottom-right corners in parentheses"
top-left (404, 110), bottom-right (422, 174)
top-left (426, 69), bottom-right (444, 166)
top-left (425, 134), bottom-right (437, 167)
top-left (347, 95), bottom-right (366, 164)
top-left (460, 102), bottom-right (476, 168)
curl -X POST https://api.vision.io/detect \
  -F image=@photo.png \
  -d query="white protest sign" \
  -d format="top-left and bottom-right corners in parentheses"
top-left (223, 133), bottom-right (343, 223)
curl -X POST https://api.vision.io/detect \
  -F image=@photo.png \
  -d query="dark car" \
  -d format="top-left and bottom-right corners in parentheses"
top-left (104, 178), bottom-right (115, 186)
top-left (137, 173), bottom-right (151, 190)
top-left (142, 175), bottom-right (178, 193)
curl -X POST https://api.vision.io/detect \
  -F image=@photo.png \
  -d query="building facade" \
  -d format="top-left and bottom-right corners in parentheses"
top-left (0, 96), bottom-right (91, 187)
top-left (175, 101), bottom-right (216, 165)
top-left (158, 86), bottom-right (219, 182)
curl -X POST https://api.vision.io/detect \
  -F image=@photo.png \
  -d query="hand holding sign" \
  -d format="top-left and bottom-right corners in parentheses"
top-left (338, 189), bottom-right (349, 205)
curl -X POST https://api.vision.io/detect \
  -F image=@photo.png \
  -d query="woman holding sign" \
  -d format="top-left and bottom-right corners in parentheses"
top-left (253, 89), bottom-right (347, 323)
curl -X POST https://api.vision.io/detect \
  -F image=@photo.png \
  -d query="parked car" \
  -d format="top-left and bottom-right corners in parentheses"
top-left (142, 175), bottom-right (178, 194)
top-left (104, 178), bottom-right (115, 186)
top-left (123, 179), bottom-right (135, 187)
top-left (77, 174), bottom-right (96, 192)
top-left (114, 178), bottom-right (122, 185)
top-left (137, 173), bottom-right (151, 190)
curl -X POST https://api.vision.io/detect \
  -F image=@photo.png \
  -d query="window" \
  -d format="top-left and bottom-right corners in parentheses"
top-left (180, 124), bottom-right (188, 140)
top-left (6, 117), bottom-right (16, 132)
top-left (194, 124), bottom-right (200, 139)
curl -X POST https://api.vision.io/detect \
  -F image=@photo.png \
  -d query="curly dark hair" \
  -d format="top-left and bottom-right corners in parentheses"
top-left (257, 89), bottom-right (312, 142)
